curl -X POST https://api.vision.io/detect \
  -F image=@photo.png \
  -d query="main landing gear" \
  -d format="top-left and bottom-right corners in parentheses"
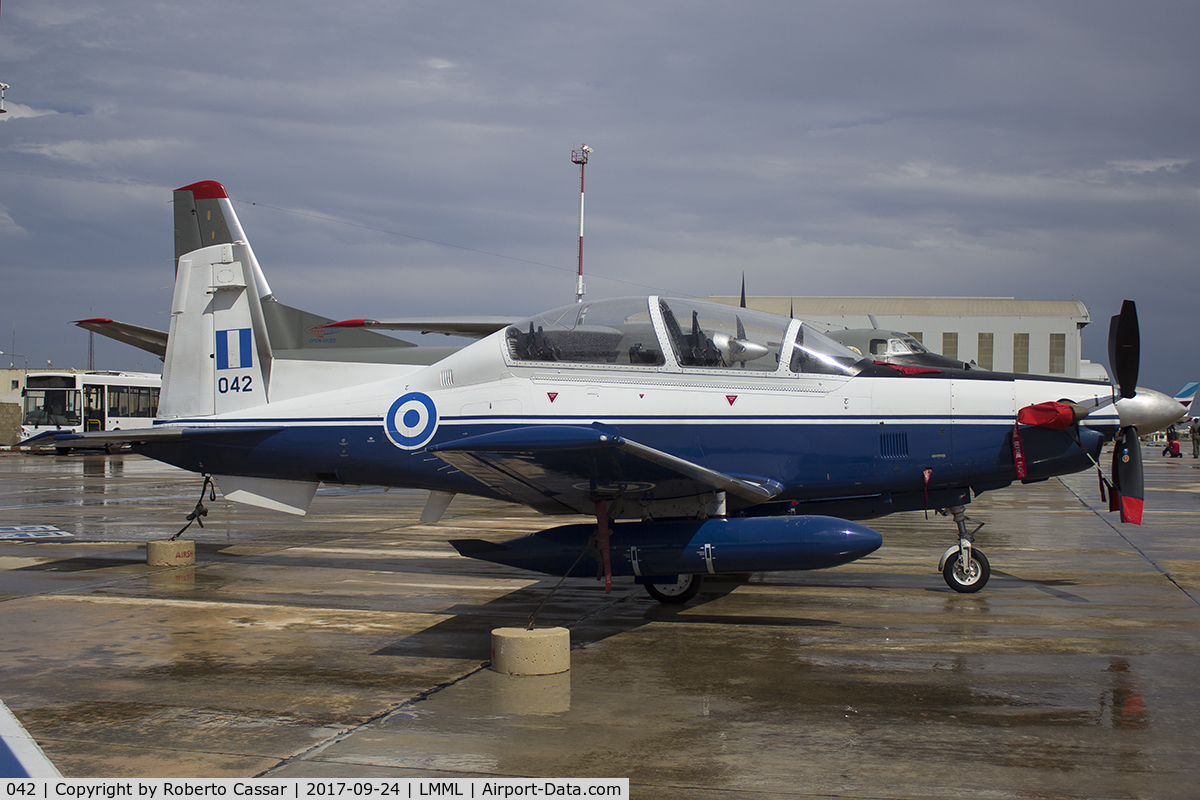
top-left (642, 574), bottom-right (702, 604)
top-left (937, 505), bottom-right (990, 592)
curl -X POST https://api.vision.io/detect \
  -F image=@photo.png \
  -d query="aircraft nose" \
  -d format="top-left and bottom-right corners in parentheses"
top-left (1117, 388), bottom-right (1187, 435)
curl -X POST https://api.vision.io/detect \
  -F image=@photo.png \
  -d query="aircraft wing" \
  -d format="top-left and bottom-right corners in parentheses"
top-left (73, 318), bottom-right (169, 360)
top-left (427, 425), bottom-right (782, 515)
top-left (323, 316), bottom-right (520, 339)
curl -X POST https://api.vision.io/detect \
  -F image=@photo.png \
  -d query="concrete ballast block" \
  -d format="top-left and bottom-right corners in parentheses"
top-left (147, 540), bottom-right (196, 567)
top-left (491, 627), bottom-right (570, 675)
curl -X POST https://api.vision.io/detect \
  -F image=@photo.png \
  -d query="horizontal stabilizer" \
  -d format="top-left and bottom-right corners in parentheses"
top-left (73, 318), bottom-right (168, 359)
top-left (49, 426), bottom-right (285, 446)
top-left (324, 316), bottom-right (519, 339)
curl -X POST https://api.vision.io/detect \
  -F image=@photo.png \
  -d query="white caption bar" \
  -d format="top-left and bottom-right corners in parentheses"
top-left (1, 780), bottom-right (629, 800)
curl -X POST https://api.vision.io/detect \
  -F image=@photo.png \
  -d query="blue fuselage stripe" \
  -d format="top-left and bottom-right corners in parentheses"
top-left (140, 417), bottom-right (1100, 505)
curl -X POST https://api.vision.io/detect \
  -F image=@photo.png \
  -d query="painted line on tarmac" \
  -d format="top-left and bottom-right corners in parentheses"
top-left (286, 546), bottom-right (460, 558)
top-left (337, 578), bottom-right (539, 591)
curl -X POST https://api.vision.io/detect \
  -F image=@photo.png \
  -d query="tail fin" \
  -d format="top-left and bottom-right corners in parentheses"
top-left (174, 180), bottom-right (274, 296)
top-left (160, 180), bottom-right (445, 417)
top-left (159, 182), bottom-right (272, 418)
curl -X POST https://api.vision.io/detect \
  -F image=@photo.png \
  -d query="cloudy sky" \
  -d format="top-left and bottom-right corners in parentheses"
top-left (1, 1), bottom-right (1196, 392)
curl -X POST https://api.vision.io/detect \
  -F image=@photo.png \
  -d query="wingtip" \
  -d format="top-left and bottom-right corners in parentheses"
top-left (323, 319), bottom-right (373, 329)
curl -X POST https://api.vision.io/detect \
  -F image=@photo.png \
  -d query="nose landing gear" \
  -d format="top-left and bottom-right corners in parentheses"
top-left (937, 505), bottom-right (990, 592)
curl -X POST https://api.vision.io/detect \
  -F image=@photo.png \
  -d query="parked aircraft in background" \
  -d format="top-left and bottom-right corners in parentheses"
top-left (824, 327), bottom-right (973, 371)
top-left (1173, 383), bottom-right (1197, 417)
top-left (58, 181), bottom-right (1185, 602)
top-left (725, 279), bottom-right (974, 372)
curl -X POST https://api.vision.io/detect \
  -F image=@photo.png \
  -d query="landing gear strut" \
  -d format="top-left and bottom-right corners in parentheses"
top-left (937, 505), bottom-right (990, 592)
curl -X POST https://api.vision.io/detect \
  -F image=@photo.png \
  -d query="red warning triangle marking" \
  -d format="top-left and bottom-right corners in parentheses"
top-left (726, 395), bottom-right (737, 406)
top-left (547, 392), bottom-right (558, 402)
top-left (639, 394), bottom-right (645, 399)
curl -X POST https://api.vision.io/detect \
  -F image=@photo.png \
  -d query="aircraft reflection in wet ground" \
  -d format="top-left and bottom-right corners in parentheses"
top-left (2, 452), bottom-right (1199, 794)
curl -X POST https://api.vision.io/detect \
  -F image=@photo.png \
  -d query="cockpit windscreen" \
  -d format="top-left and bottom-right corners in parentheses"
top-left (789, 324), bottom-right (866, 376)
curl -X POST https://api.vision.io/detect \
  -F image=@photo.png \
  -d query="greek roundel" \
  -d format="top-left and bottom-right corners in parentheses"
top-left (384, 392), bottom-right (439, 450)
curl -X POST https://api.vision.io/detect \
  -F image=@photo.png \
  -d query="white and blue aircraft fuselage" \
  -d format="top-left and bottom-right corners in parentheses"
top-left (60, 181), bottom-right (1184, 602)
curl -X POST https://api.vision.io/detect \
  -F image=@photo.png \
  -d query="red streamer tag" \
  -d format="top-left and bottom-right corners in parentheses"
top-left (1012, 421), bottom-right (1028, 479)
top-left (922, 467), bottom-right (932, 519)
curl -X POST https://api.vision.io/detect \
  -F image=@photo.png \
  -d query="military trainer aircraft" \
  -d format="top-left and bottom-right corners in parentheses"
top-left (59, 180), bottom-right (1185, 602)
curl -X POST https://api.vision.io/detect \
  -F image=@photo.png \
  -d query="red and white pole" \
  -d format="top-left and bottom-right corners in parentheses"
top-left (571, 144), bottom-right (592, 303)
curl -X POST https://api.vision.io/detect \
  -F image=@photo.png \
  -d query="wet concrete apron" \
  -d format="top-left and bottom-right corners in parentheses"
top-left (2, 451), bottom-right (1199, 798)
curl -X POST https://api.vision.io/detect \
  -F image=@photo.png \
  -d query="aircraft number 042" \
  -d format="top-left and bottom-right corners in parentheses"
top-left (218, 375), bottom-right (253, 393)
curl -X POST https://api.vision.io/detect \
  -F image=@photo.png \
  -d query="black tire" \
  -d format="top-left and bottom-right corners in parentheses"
top-left (943, 548), bottom-right (990, 593)
top-left (644, 574), bottom-right (702, 604)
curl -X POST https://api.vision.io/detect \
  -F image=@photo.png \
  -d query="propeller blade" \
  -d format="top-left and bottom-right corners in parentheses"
top-left (740, 273), bottom-right (747, 309)
top-left (1107, 300), bottom-right (1140, 399)
top-left (1111, 428), bottom-right (1144, 525)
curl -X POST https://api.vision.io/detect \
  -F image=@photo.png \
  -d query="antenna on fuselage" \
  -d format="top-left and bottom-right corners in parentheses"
top-left (571, 144), bottom-right (593, 303)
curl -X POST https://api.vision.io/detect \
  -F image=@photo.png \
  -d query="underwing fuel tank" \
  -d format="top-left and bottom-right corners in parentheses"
top-left (450, 515), bottom-right (883, 579)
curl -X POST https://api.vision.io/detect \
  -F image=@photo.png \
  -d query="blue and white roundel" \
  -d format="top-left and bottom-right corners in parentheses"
top-left (384, 392), bottom-right (438, 450)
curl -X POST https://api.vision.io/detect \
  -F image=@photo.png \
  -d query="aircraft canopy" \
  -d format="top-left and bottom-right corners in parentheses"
top-left (505, 297), bottom-right (865, 375)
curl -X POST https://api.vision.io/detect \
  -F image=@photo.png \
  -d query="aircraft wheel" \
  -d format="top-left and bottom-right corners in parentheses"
top-left (943, 548), bottom-right (990, 593)
top-left (644, 574), bottom-right (702, 604)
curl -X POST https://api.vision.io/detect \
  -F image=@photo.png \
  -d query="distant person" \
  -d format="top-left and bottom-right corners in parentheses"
top-left (1191, 418), bottom-right (1200, 459)
top-left (1161, 424), bottom-right (1180, 455)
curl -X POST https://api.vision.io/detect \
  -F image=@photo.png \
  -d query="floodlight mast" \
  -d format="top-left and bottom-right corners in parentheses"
top-left (571, 144), bottom-right (593, 303)
top-left (1, 0), bottom-right (8, 114)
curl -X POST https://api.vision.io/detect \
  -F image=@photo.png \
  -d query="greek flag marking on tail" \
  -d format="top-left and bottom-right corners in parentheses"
top-left (216, 328), bottom-right (253, 370)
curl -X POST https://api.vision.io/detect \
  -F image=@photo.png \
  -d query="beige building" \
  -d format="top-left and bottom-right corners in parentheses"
top-left (0, 368), bottom-right (30, 445)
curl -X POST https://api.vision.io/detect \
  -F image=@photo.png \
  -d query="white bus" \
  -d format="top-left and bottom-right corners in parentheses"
top-left (20, 371), bottom-right (161, 448)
